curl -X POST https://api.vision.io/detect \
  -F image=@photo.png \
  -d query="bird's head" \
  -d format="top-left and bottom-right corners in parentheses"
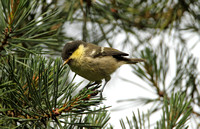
top-left (62, 41), bottom-right (85, 65)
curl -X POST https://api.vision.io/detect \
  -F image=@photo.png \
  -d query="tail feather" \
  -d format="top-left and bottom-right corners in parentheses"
top-left (126, 58), bottom-right (146, 64)
top-left (114, 56), bottom-right (145, 64)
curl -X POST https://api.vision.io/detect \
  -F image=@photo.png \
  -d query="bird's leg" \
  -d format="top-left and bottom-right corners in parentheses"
top-left (100, 81), bottom-right (108, 99)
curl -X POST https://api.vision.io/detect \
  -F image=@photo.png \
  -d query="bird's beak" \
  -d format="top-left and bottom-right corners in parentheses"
top-left (63, 58), bottom-right (71, 66)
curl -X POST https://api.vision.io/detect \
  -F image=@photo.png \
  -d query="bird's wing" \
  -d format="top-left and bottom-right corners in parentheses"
top-left (85, 43), bottom-right (129, 58)
top-left (98, 47), bottom-right (129, 57)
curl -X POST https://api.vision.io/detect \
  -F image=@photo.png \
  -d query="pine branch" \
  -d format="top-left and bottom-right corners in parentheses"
top-left (0, 55), bottom-right (108, 128)
top-left (120, 92), bottom-right (192, 129)
top-left (155, 93), bottom-right (192, 129)
top-left (0, 0), bottom-right (199, 128)
top-left (0, 0), bottom-right (65, 56)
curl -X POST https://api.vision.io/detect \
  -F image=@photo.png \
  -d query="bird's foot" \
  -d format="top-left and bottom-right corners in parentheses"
top-left (99, 90), bottom-right (104, 99)
top-left (86, 82), bottom-right (99, 88)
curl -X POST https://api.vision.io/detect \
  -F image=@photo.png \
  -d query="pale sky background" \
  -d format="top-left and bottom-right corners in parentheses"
top-left (64, 20), bottom-right (200, 128)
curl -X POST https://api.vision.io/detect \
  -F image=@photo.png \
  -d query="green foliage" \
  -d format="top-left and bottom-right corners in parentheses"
top-left (0, 0), bottom-right (200, 128)
top-left (0, 1), bottom-right (110, 128)
top-left (0, 0), bottom-right (65, 56)
top-left (120, 110), bottom-right (150, 129)
top-left (0, 55), bottom-right (108, 128)
top-left (120, 92), bottom-right (192, 129)
top-left (155, 93), bottom-right (192, 129)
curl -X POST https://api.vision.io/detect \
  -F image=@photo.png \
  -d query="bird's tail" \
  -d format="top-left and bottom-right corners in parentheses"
top-left (125, 58), bottom-right (146, 64)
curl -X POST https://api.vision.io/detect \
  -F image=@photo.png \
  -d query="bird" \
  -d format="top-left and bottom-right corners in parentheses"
top-left (61, 40), bottom-right (145, 93)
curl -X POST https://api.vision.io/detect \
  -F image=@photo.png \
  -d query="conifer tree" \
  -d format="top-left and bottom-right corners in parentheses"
top-left (0, 0), bottom-right (199, 128)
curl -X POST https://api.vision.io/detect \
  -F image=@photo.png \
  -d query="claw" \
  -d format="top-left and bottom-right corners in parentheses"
top-left (86, 82), bottom-right (99, 88)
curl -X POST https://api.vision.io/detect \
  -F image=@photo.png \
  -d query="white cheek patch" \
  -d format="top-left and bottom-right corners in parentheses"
top-left (90, 49), bottom-right (96, 56)
top-left (101, 47), bottom-right (104, 53)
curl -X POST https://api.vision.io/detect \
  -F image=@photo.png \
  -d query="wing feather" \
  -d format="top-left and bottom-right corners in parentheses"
top-left (101, 47), bottom-right (129, 56)
top-left (86, 44), bottom-right (129, 58)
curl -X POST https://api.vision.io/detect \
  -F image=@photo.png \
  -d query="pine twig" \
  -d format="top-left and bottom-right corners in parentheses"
top-left (0, 28), bottom-right (11, 52)
top-left (52, 85), bottom-right (100, 115)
